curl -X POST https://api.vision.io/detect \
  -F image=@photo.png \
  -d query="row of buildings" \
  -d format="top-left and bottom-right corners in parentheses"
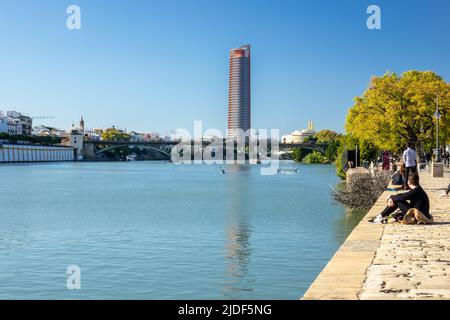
top-left (0, 110), bottom-right (33, 136)
top-left (1, 109), bottom-right (169, 144)
top-left (37, 117), bottom-right (169, 144)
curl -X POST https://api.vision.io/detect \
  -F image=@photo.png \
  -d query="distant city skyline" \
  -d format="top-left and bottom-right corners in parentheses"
top-left (1, 0), bottom-right (450, 135)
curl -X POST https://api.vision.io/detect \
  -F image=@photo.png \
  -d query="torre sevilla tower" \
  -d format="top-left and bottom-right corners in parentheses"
top-left (227, 45), bottom-right (251, 140)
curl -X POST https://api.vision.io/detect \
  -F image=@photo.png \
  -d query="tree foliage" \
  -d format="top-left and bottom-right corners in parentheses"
top-left (303, 135), bottom-right (317, 143)
top-left (325, 139), bottom-right (339, 162)
top-left (334, 134), bottom-right (379, 179)
top-left (315, 129), bottom-right (339, 143)
top-left (101, 128), bottom-right (131, 141)
top-left (292, 131), bottom-right (341, 164)
top-left (346, 71), bottom-right (450, 153)
top-left (0, 132), bottom-right (61, 145)
top-left (303, 150), bottom-right (328, 164)
top-left (292, 147), bottom-right (310, 162)
top-left (315, 129), bottom-right (341, 162)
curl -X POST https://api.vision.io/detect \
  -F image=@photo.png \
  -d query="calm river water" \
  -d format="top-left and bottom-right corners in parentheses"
top-left (0, 162), bottom-right (363, 299)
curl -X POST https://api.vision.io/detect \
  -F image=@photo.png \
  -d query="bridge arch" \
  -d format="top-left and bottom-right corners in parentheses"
top-left (94, 144), bottom-right (172, 158)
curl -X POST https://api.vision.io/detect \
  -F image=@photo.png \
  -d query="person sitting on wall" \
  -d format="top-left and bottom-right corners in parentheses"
top-left (343, 161), bottom-right (353, 172)
top-left (390, 163), bottom-right (406, 187)
top-left (372, 173), bottom-right (432, 224)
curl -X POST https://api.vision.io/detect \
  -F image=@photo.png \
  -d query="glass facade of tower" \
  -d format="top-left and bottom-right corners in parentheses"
top-left (227, 45), bottom-right (251, 139)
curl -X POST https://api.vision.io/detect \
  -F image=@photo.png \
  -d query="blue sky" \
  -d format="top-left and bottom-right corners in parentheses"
top-left (0, 0), bottom-right (449, 135)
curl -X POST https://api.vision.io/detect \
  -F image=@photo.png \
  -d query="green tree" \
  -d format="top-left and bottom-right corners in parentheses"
top-left (303, 135), bottom-right (317, 143)
top-left (292, 147), bottom-right (313, 162)
top-left (101, 128), bottom-right (131, 141)
top-left (335, 135), bottom-right (356, 178)
top-left (325, 139), bottom-right (339, 162)
top-left (0, 132), bottom-right (62, 145)
top-left (314, 129), bottom-right (342, 162)
top-left (346, 71), bottom-right (450, 155)
top-left (303, 151), bottom-right (327, 164)
top-left (334, 134), bottom-right (380, 179)
top-left (292, 147), bottom-right (304, 162)
top-left (315, 130), bottom-right (339, 143)
top-left (359, 140), bottom-right (378, 162)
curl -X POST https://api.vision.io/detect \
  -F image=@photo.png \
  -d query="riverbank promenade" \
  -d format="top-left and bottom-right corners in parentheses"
top-left (302, 171), bottom-right (450, 300)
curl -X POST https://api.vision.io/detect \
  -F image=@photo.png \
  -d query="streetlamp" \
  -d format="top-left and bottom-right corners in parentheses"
top-left (434, 94), bottom-right (442, 162)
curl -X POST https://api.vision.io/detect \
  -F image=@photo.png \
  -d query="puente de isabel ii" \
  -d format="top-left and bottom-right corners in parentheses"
top-left (81, 139), bottom-right (327, 161)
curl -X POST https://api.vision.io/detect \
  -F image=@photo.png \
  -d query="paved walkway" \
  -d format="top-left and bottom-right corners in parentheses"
top-left (303, 172), bottom-right (450, 300)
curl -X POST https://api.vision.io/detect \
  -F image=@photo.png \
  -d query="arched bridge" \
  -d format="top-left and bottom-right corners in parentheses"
top-left (83, 140), bottom-right (215, 160)
top-left (83, 140), bottom-right (182, 160)
top-left (82, 140), bottom-right (327, 160)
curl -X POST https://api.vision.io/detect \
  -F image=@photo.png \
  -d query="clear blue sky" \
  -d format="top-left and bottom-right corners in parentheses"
top-left (1, 0), bottom-right (450, 135)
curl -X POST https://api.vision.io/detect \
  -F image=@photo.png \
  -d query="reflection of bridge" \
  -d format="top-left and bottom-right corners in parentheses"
top-left (82, 140), bottom-right (327, 160)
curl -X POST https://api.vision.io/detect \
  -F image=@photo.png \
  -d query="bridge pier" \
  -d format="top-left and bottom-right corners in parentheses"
top-left (82, 141), bottom-right (95, 160)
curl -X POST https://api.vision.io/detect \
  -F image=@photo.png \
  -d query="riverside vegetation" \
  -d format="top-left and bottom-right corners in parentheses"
top-left (304, 70), bottom-right (450, 211)
top-left (335, 70), bottom-right (450, 178)
top-left (332, 171), bottom-right (391, 210)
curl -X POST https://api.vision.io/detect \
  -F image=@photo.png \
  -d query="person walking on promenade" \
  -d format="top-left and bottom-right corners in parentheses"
top-left (444, 151), bottom-right (450, 168)
top-left (426, 152), bottom-right (432, 165)
top-left (372, 173), bottom-right (432, 224)
top-left (403, 142), bottom-right (417, 189)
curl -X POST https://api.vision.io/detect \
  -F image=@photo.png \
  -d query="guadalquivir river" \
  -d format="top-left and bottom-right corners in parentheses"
top-left (0, 162), bottom-right (364, 299)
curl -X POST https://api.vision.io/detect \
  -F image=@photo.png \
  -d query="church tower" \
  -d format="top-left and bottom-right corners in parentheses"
top-left (79, 115), bottom-right (85, 131)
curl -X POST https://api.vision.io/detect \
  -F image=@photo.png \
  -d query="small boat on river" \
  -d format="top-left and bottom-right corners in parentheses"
top-left (126, 155), bottom-right (137, 161)
top-left (277, 168), bottom-right (298, 174)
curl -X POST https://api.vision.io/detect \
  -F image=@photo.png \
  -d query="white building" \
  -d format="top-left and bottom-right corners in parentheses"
top-left (129, 131), bottom-right (145, 142)
top-left (84, 130), bottom-right (101, 141)
top-left (64, 116), bottom-right (85, 160)
top-left (67, 128), bottom-right (83, 160)
top-left (33, 125), bottom-right (68, 138)
top-left (7, 118), bottom-right (23, 135)
top-left (0, 110), bottom-right (33, 135)
top-left (282, 121), bottom-right (317, 144)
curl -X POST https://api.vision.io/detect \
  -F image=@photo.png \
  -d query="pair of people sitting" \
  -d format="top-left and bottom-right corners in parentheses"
top-left (373, 173), bottom-right (433, 224)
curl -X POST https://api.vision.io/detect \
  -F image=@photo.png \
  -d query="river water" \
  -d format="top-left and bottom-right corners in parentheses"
top-left (0, 162), bottom-right (363, 299)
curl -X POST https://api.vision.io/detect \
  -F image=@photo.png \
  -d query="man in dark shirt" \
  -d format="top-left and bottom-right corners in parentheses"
top-left (373, 173), bottom-right (430, 223)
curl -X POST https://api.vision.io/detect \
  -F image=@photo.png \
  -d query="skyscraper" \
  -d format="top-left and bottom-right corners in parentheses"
top-left (227, 45), bottom-right (251, 139)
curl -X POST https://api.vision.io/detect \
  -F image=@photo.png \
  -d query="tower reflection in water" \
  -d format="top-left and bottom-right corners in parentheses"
top-left (222, 165), bottom-right (255, 299)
